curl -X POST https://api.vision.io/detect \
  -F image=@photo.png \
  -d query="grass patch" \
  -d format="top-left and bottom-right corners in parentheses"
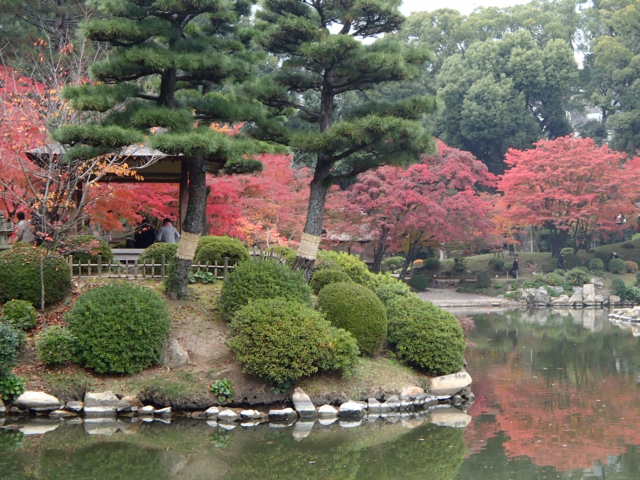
top-left (43, 371), bottom-right (94, 401)
top-left (135, 371), bottom-right (214, 409)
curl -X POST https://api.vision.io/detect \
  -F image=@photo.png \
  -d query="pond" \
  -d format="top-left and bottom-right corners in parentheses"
top-left (3, 308), bottom-right (640, 479)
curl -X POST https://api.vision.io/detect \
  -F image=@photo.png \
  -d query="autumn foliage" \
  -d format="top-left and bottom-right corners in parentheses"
top-left (497, 136), bottom-right (640, 253)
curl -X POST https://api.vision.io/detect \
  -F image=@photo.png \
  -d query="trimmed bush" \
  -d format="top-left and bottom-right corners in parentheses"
top-left (36, 326), bottom-right (77, 366)
top-left (317, 282), bottom-right (387, 355)
top-left (195, 236), bottom-right (249, 265)
top-left (381, 256), bottom-right (404, 273)
top-left (588, 257), bottom-right (604, 272)
top-left (612, 278), bottom-right (627, 297)
top-left (0, 245), bottom-right (71, 307)
top-left (608, 257), bottom-right (626, 274)
top-left (626, 260), bottom-right (639, 273)
top-left (1, 299), bottom-right (37, 331)
top-left (369, 274), bottom-right (413, 306)
top-left (407, 274), bottom-right (430, 291)
top-left (0, 323), bottom-right (24, 374)
top-left (67, 283), bottom-right (170, 374)
top-left (543, 272), bottom-right (565, 287)
top-left (488, 257), bottom-right (505, 272)
top-left (453, 257), bottom-right (466, 274)
top-left (59, 234), bottom-right (113, 263)
top-left (316, 250), bottom-right (373, 286)
top-left (220, 259), bottom-right (311, 317)
top-left (475, 271), bottom-right (491, 288)
top-left (565, 267), bottom-right (590, 286)
top-left (423, 257), bottom-right (441, 272)
top-left (560, 247), bottom-right (575, 256)
top-left (387, 296), bottom-right (465, 375)
top-left (310, 268), bottom-right (352, 294)
top-left (229, 298), bottom-right (359, 386)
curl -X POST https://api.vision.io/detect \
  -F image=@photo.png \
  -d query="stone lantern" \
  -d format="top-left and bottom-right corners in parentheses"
top-left (0, 213), bottom-right (13, 249)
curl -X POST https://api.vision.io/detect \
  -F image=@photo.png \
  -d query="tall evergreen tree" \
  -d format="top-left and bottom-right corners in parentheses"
top-left (57, 0), bottom-right (266, 298)
top-left (253, 0), bottom-right (434, 273)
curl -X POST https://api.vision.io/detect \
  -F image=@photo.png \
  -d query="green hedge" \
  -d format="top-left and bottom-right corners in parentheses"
top-left (229, 298), bottom-right (359, 386)
top-left (60, 234), bottom-right (113, 263)
top-left (369, 273), bottom-right (413, 306)
top-left (317, 282), bottom-right (387, 356)
top-left (68, 283), bottom-right (170, 374)
top-left (608, 257), bottom-right (626, 274)
top-left (587, 257), bottom-right (604, 272)
top-left (36, 326), bottom-right (77, 367)
top-left (195, 236), bottom-right (249, 265)
top-left (0, 245), bottom-right (71, 307)
top-left (139, 242), bottom-right (178, 263)
top-left (316, 250), bottom-right (373, 286)
top-left (0, 323), bottom-right (24, 374)
top-left (1, 299), bottom-right (37, 331)
top-left (310, 268), bottom-right (351, 294)
top-left (219, 259), bottom-right (311, 318)
top-left (387, 296), bottom-right (465, 375)
top-left (381, 256), bottom-right (404, 272)
top-left (407, 274), bottom-right (430, 291)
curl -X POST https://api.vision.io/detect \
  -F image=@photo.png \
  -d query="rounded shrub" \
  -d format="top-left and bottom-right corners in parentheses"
top-left (59, 234), bottom-right (113, 263)
top-left (626, 260), bottom-right (638, 273)
top-left (316, 250), bottom-right (373, 286)
top-left (0, 323), bottom-right (24, 374)
top-left (423, 257), bottom-right (441, 272)
top-left (387, 296), bottom-right (465, 375)
top-left (0, 373), bottom-right (25, 402)
top-left (139, 242), bottom-right (178, 263)
top-left (0, 245), bottom-right (71, 307)
top-left (587, 257), bottom-right (604, 272)
top-left (369, 273), bottom-right (413, 306)
top-left (36, 326), bottom-right (77, 366)
top-left (475, 271), bottom-right (491, 288)
top-left (608, 257), bottom-right (626, 274)
top-left (407, 273), bottom-right (430, 291)
top-left (1, 299), bottom-right (37, 331)
top-left (194, 236), bottom-right (249, 265)
top-left (612, 278), bottom-right (627, 297)
top-left (220, 259), bottom-right (311, 318)
top-left (565, 267), bottom-right (591, 286)
top-left (317, 282), bottom-right (387, 356)
top-left (543, 272), bottom-right (565, 287)
top-left (381, 256), bottom-right (404, 273)
top-left (67, 283), bottom-right (170, 374)
top-left (310, 268), bottom-right (351, 294)
top-left (488, 257), bottom-right (505, 272)
top-left (229, 298), bottom-right (358, 386)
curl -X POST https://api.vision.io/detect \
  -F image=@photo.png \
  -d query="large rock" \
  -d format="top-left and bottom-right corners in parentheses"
top-left (84, 391), bottom-right (120, 416)
top-left (240, 409), bottom-right (263, 421)
top-left (583, 283), bottom-right (597, 304)
top-left (292, 421), bottom-right (315, 441)
top-left (569, 287), bottom-right (583, 306)
top-left (163, 339), bottom-right (190, 368)
top-left (590, 277), bottom-right (605, 289)
top-left (338, 401), bottom-right (366, 419)
top-left (552, 295), bottom-right (571, 306)
top-left (609, 295), bottom-right (622, 306)
top-left (14, 391), bottom-right (62, 412)
top-left (292, 387), bottom-right (317, 419)
top-left (66, 401), bottom-right (84, 413)
top-left (205, 406), bottom-right (220, 419)
top-left (430, 370), bottom-right (473, 396)
top-left (534, 286), bottom-right (550, 305)
top-left (218, 409), bottom-right (240, 423)
top-left (19, 419), bottom-right (61, 435)
top-left (400, 385), bottom-right (425, 400)
top-left (317, 404), bottom-right (338, 419)
top-left (268, 407), bottom-right (297, 423)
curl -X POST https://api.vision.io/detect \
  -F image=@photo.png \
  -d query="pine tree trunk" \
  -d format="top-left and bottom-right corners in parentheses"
top-left (294, 165), bottom-right (330, 279)
top-left (167, 158), bottom-right (207, 299)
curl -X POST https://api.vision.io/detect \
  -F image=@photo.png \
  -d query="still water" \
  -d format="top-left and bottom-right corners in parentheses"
top-left (2, 309), bottom-right (640, 479)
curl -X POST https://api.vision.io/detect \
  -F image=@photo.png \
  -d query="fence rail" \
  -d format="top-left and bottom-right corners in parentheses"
top-left (67, 250), bottom-right (287, 279)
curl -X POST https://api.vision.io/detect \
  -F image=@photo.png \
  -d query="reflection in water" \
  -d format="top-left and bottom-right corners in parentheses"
top-left (465, 309), bottom-right (640, 478)
top-left (2, 309), bottom-right (640, 479)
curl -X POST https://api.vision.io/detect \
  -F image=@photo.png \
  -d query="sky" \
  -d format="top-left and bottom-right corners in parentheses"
top-left (401, 0), bottom-right (530, 15)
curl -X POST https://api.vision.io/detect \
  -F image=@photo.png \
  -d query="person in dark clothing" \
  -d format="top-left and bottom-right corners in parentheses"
top-left (134, 221), bottom-right (156, 248)
top-left (509, 256), bottom-right (520, 278)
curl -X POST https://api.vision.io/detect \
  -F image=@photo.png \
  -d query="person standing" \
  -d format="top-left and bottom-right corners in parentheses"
top-left (156, 218), bottom-right (181, 243)
top-left (509, 255), bottom-right (520, 279)
top-left (13, 212), bottom-right (35, 244)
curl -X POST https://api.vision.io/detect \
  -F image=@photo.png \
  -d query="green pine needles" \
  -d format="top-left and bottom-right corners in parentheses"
top-left (251, 0), bottom-right (435, 266)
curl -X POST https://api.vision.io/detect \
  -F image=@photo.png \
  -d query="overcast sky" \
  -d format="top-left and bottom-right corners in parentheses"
top-left (400, 0), bottom-right (530, 15)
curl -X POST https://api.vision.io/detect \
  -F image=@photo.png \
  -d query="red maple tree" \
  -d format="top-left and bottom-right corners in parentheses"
top-left (497, 136), bottom-right (640, 255)
top-left (341, 141), bottom-right (495, 273)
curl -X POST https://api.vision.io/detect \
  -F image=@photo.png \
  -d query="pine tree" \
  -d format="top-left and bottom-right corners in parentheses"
top-left (253, 0), bottom-right (434, 273)
top-left (56, 0), bottom-right (267, 298)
